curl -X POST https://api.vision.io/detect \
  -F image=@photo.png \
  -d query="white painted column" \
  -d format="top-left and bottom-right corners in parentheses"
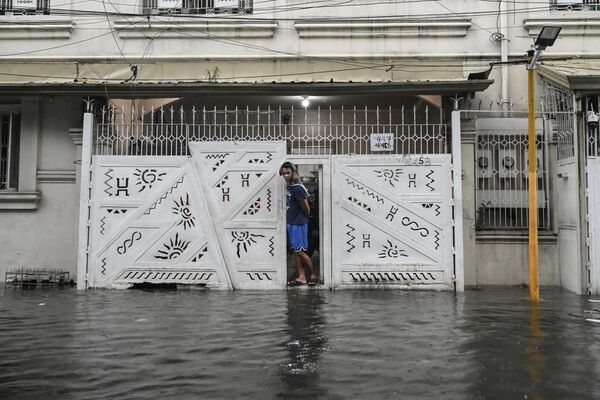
top-left (452, 111), bottom-right (465, 292)
top-left (76, 113), bottom-right (94, 290)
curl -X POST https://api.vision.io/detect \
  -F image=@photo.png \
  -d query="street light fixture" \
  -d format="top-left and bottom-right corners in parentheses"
top-left (527, 25), bottom-right (561, 302)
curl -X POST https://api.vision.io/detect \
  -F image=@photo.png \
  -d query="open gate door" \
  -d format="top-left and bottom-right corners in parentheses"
top-left (332, 155), bottom-right (455, 289)
top-left (189, 141), bottom-right (287, 289)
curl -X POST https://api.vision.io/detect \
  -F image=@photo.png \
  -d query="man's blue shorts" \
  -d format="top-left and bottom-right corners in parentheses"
top-left (287, 224), bottom-right (308, 253)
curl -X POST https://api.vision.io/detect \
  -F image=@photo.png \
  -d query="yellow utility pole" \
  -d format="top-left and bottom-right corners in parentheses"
top-left (527, 49), bottom-right (539, 302)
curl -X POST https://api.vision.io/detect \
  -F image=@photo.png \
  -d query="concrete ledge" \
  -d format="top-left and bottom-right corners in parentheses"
top-left (476, 232), bottom-right (558, 244)
top-left (0, 191), bottom-right (42, 209)
top-left (0, 16), bottom-right (74, 39)
top-left (295, 18), bottom-right (471, 38)
top-left (36, 169), bottom-right (76, 184)
top-left (114, 19), bottom-right (278, 39)
top-left (524, 17), bottom-right (600, 37)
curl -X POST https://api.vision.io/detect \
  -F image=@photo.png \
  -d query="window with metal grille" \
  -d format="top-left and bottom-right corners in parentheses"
top-left (142, 0), bottom-right (252, 15)
top-left (0, 112), bottom-right (20, 191)
top-left (550, 0), bottom-right (600, 10)
top-left (0, 0), bottom-right (50, 15)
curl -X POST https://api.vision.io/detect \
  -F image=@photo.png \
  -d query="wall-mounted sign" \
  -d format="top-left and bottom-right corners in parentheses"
top-left (157, 0), bottom-right (181, 8)
top-left (215, 0), bottom-right (239, 8)
top-left (12, 0), bottom-right (37, 9)
top-left (370, 133), bottom-right (394, 152)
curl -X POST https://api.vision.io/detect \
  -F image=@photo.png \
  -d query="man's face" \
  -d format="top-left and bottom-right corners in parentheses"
top-left (282, 167), bottom-right (293, 183)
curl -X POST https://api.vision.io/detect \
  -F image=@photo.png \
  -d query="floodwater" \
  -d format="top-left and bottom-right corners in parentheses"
top-left (1, 287), bottom-right (600, 400)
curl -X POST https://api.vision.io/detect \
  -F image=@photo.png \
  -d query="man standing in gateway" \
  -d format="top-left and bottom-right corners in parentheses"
top-left (280, 161), bottom-right (318, 286)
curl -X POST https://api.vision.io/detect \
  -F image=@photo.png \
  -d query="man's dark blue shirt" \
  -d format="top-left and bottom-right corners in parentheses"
top-left (286, 183), bottom-right (309, 225)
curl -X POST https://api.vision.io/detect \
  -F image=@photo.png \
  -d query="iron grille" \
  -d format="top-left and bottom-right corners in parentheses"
top-left (550, 0), bottom-right (600, 10)
top-left (0, 0), bottom-right (49, 15)
top-left (93, 104), bottom-right (449, 156)
top-left (142, 0), bottom-right (252, 15)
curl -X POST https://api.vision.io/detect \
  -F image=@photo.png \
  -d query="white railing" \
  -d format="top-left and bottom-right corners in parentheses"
top-left (142, 0), bottom-right (252, 15)
top-left (93, 104), bottom-right (449, 156)
top-left (550, 0), bottom-right (600, 10)
top-left (542, 80), bottom-right (575, 162)
top-left (0, 0), bottom-right (49, 15)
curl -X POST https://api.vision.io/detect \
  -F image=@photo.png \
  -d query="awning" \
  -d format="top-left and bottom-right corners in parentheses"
top-left (538, 59), bottom-right (600, 91)
top-left (0, 60), bottom-right (493, 97)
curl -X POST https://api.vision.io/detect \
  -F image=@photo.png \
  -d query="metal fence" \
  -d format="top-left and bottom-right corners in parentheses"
top-left (93, 104), bottom-right (449, 156)
top-left (542, 79), bottom-right (575, 162)
top-left (550, 0), bottom-right (600, 10)
top-left (586, 95), bottom-right (600, 157)
top-left (0, 0), bottom-right (49, 15)
top-left (475, 118), bottom-right (551, 231)
top-left (0, 112), bottom-right (19, 191)
top-left (142, 0), bottom-right (252, 15)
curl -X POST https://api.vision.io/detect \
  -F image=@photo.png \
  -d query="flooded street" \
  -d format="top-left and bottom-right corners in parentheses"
top-left (1, 287), bottom-right (600, 399)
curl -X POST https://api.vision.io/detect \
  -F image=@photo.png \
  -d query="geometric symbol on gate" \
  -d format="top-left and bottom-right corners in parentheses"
top-left (205, 153), bottom-right (230, 172)
top-left (231, 231), bottom-right (265, 258)
top-left (191, 244), bottom-right (209, 262)
top-left (172, 194), bottom-right (196, 230)
top-left (425, 170), bottom-right (435, 192)
top-left (246, 272), bottom-right (273, 281)
top-left (144, 175), bottom-right (185, 215)
top-left (386, 206), bottom-right (398, 222)
top-left (241, 173), bottom-right (250, 187)
top-left (269, 236), bottom-right (275, 256)
top-left (216, 175), bottom-right (229, 188)
top-left (133, 168), bottom-right (166, 192)
top-left (100, 217), bottom-right (106, 235)
top-left (345, 224), bottom-right (356, 252)
top-left (117, 231), bottom-right (142, 255)
top-left (345, 178), bottom-right (384, 204)
top-left (348, 271), bottom-right (436, 283)
top-left (422, 203), bottom-right (441, 216)
top-left (408, 173), bottom-right (416, 188)
top-left (377, 239), bottom-right (407, 258)
top-left (100, 258), bottom-right (107, 275)
top-left (400, 216), bottom-right (430, 237)
top-left (103, 168), bottom-right (114, 196)
top-left (115, 177), bottom-right (129, 197)
top-left (247, 153), bottom-right (273, 164)
top-left (222, 188), bottom-right (230, 202)
top-left (155, 232), bottom-right (190, 260)
top-left (106, 208), bottom-right (129, 214)
top-left (362, 234), bottom-right (371, 248)
top-left (375, 168), bottom-right (403, 187)
top-left (243, 197), bottom-right (261, 215)
top-left (348, 196), bottom-right (371, 212)
top-left (266, 189), bottom-right (272, 212)
top-left (434, 230), bottom-right (440, 250)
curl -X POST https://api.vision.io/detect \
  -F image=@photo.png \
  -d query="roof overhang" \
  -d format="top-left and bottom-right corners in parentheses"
top-left (538, 59), bottom-right (600, 91)
top-left (0, 80), bottom-right (494, 97)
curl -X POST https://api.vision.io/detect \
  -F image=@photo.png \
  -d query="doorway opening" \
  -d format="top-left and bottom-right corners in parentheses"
top-left (286, 162), bottom-right (325, 288)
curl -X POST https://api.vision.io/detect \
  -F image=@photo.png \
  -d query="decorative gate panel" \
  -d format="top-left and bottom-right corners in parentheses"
top-left (332, 155), bottom-right (455, 289)
top-left (87, 141), bottom-right (286, 289)
top-left (189, 142), bottom-right (287, 289)
top-left (88, 157), bottom-right (232, 289)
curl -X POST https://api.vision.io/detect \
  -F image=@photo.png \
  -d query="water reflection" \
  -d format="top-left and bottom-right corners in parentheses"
top-left (524, 300), bottom-right (545, 400)
top-left (279, 290), bottom-right (327, 399)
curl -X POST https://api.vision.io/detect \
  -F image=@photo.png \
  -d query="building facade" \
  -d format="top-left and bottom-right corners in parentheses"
top-left (1, 0), bottom-right (600, 291)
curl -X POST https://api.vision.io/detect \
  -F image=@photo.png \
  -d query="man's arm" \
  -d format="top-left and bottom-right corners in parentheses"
top-left (300, 198), bottom-right (310, 217)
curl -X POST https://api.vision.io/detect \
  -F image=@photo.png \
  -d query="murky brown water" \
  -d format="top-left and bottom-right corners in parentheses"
top-left (0, 286), bottom-right (599, 399)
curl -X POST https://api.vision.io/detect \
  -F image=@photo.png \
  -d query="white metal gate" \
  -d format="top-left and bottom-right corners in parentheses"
top-left (86, 141), bottom-right (286, 289)
top-left (331, 155), bottom-right (455, 289)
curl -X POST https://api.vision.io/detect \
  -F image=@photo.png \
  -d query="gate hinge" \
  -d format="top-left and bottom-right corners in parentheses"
top-left (86, 219), bottom-right (91, 227)
top-left (451, 274), bottom-right (456, 282)
top-left (85, 247), bottom-right (90, 254)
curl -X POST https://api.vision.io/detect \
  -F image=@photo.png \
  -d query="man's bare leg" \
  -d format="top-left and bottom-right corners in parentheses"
top-left (294, 252), bottom-right (307, 283)
top-left (297, 250), bottom-right (317, 281)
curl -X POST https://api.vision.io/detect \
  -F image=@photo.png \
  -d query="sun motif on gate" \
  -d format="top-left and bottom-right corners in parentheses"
top-left (377, 240), bottom-right (407, 259)
top-left (374, 168), bottom-right (403, 187)
top-left (133, 168), bottom-right (166, 192)
top-left (172, 194), bottom-right (196, 230)
top-left (231, 231), bottom-right (265, 258)
top-left (155, 233), bottom-right (190, 260)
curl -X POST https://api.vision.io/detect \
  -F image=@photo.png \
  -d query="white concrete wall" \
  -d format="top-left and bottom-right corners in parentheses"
top-left (0, 97), bottom-right (82, 282)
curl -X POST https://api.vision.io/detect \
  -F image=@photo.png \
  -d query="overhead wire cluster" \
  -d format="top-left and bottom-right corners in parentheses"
top-left (0, 0), bottom-right (580, 83)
